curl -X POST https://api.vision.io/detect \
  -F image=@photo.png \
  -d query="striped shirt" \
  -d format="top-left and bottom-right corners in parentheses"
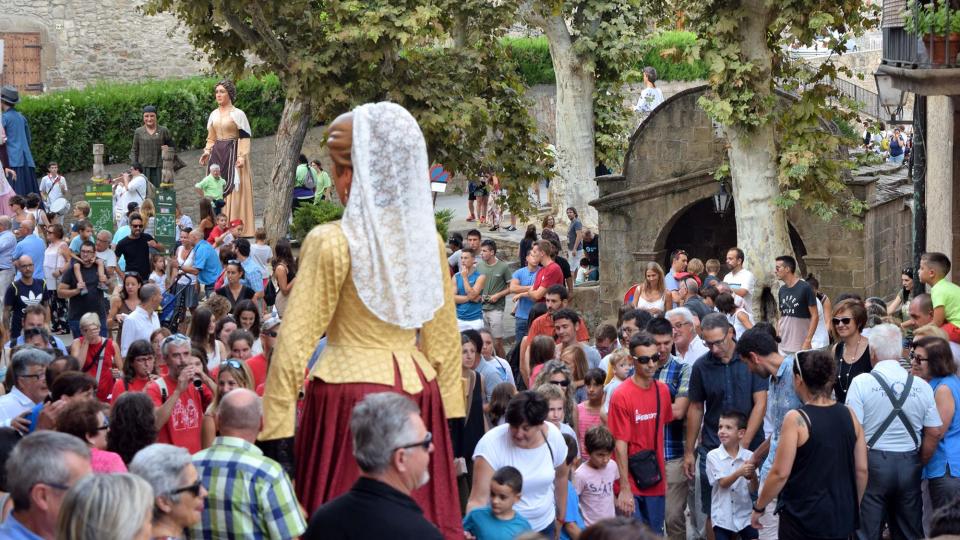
top-left (655, 356), bottom-right (691, 461)
top-left (187, 436), bottom-right (306, 539)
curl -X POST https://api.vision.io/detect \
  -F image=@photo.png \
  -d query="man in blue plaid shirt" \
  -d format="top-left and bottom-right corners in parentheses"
top-left (649, 317), bottom-right (692, 540)
top-left (187, 389), bottom-right (306, 539)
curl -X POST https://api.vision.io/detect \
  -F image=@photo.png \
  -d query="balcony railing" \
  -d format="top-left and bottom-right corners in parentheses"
top-left (881, 3), bottom-right (959, 70)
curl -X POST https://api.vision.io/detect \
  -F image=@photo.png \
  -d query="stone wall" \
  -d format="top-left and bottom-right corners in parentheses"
top-left (864, 197), bottom-right (914, 297)
top-left (2, 2), bottom-right (208, 90)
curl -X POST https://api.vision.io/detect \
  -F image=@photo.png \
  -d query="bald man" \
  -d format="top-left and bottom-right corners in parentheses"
top-left (12, 219), bottom-right (44, 282)
top-left (189, 389), bottom-right (307, 538)
top-left (4, 255), bottom-right (47, 342)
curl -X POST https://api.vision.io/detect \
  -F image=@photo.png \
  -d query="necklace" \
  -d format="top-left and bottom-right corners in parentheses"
top-left (841, 336), bottom-right (864, 363)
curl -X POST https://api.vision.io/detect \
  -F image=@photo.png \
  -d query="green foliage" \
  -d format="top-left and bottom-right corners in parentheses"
top-left (290, 200), bottom-right (344, 243)
top-left (15, 76), bottom-right (284, 174)
top-left (501, 32), bottom-right (708, 86)
top-left (434, 208), bottom-right (454, 240)
top-left (904, 0), bottom-right (960, 35)
top-left (677, 0), bottom-right (879, 226)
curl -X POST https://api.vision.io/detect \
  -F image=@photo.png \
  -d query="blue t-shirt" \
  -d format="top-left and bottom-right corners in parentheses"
top-left (512, 266), bottom-right (539, 320)
top-left (241, 257), bottom-right (264, 293)
top-left (560, 480), bottom-right (586, 540)
top-left (12, 235), bottom-right (45, 280)
top-left (113, 225), bottom-right (131, 271)
top-left (192, 241), bottom-right (222, 286)
top-left (456, 271), bottom-right (483, 321)
top-left (69, 234), bottom-right (83, 254)
top-left (462, 507), bottom-right (532, 540)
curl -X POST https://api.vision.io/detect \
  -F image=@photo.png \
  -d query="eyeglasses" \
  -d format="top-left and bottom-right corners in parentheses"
top-left (133, 355), bottom-right (153, 364)
top-left (631, 354), bottom-right (657, 364)
top-left (671, 322), bottom-right (691, 331)
top-left (911, 354), bottom-right (928, 364)
top-left (37, 481), bottom-right (70, 492)
top-left (220, 359), bottom-right (243, 370)
top-left (18, 371), bottom-right (45, 380)
top-left (170, 479), bottom-right (204, 497)
top-left (550, 379), bottom-right (571, 388)
top-left (97, 418), bottom-right (110, 431)
top-left (704, 336), bottom-right (727, 349)
top-left (832, 317), bottom-right (853, 327)
top-left (395, 432), bottom-right (433, 452)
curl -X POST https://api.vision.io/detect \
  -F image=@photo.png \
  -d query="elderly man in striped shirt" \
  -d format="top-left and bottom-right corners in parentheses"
top-left (187, 389), bottom-right (306, 539)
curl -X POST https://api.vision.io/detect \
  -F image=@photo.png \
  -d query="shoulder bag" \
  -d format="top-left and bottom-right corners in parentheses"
top-left (627, 380), bottom-right (663, 489)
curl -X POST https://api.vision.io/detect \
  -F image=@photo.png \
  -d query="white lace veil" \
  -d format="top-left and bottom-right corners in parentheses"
top-left (340, 102), bottom-right (444, 329)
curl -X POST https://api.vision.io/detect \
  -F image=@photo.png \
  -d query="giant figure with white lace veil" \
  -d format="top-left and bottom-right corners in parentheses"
top-left (261, 102), bottom-right (465, 538)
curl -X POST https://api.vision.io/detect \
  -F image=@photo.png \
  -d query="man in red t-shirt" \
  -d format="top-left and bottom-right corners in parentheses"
top-left (145, 334), bottom-right (211, 454)
top-left (517, 240), bottom-right (564, 304)
top-left (608, 331), bottom-right (673, 536)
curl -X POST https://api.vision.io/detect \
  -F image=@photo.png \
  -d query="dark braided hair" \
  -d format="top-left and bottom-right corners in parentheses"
top-left (215, 79), bottom-right (237, 103)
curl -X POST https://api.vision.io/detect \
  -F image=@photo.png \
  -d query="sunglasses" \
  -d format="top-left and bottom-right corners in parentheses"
top-left (262, 330), bottom-right (278, 337)
top-left (170, 479), bottom-right (204, 497)
top-left (832, 317), bottom-right (853, 326)
top-left (125, 271), bottom-right (141, 278)
top-left (23, 328), bottom-right (47, 338)
top-left (631, 354), bottom-right (657, 364)
top-left (220, 359), bottom-right (243, 370)
top-left (551, 379), bottom-right (571, 388)
top-left (97, 418), bottom-right (110, 431)
top-left (160, 333), bottom-right (189, 347)
top-left (396, 431), bottom-right (433, 452)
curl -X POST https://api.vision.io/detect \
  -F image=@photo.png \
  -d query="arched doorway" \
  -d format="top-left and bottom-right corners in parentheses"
top-left (661, 198), bottom-right (808, 274)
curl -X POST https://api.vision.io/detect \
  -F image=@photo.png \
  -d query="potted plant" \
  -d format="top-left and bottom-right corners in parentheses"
top-left (904, 0), bottom-right (960, 65)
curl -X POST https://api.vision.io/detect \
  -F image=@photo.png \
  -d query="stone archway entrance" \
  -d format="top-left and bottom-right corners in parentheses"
top-left (660, 198), bottom-right (809, 275)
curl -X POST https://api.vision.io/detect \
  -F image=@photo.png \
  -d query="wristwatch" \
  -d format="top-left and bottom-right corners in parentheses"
top-left (752, 504), bottom-right (765, 514)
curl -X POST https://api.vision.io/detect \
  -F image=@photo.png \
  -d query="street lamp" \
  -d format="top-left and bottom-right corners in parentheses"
top-left (713, 182), bottom-right (732, 217)
top-left (874, 70), bottom-right (908, 123)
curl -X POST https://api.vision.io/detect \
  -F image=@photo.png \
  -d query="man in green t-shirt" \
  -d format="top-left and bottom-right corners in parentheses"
top-left (195, 164), bottom-right (227, 214)
top-left (478, 239), bottom-right (513, 357)
top-left (920, 251), bottom-right (960, 343)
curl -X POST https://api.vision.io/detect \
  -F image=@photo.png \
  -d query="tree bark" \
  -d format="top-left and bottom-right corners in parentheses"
top-left (726, 0), bottom-right (793, 315)
top-left (262, 95), bottom-right (313, 245)
top-left (539, 14), bottom-right (598, 229)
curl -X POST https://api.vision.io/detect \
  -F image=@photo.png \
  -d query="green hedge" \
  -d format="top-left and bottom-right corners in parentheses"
top-left (501, 31), bottom-right (709, 86)
top-left (16, 75), bottom-right (284, 174)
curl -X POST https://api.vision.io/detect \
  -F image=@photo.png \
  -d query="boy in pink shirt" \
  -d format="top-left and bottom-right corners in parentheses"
top-left (574, 425), bottom-right (620, 526)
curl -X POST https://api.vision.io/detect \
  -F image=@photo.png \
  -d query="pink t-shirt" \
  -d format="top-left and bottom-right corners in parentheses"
top-left (91, 448), bottom-right (128, 474)
top-left (576, 402), bottom-right (603, 459)
top-left (573, 460), bottom-right (619, 526)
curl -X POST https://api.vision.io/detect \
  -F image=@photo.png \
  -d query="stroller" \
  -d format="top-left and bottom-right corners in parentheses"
top-left (160, 273), bottom-right (191, 332)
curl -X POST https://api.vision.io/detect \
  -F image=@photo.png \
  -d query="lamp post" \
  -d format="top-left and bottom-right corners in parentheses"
top-left (874, 70), bottom-right (911, 124)
top-left (713, 182), bottom-right (732, 217)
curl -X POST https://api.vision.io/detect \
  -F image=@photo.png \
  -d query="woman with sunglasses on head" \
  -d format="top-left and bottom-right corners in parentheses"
top-left (201, 359), bottom-right (254, 449)
top-left (831, 299), bottom-right (871, 404)
top-left (910, 336), bottom-right (960, 513)
top-left (108, 271), bottom-right (143, 346)
top-left (69, 312), bottom-right (122, 403)
top-left (749, 349), bottom-right (867, 539)
top-left (130, 443), bottom-right (208, 540)
top-left (56, 397), bottom-right (127, 473)
top-left (188, 307), bottom-right (227, 370)
top-left (215, 260), bottom-right (255, 310)
top-left (109, 339), bottom-right (158, 404)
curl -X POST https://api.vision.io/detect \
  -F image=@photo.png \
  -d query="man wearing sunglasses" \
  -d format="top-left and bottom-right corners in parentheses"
top-left (57, 241), bottom-right (108, 339)
top-left (114, 212), bottom-right (163, 278)
top-left (305, 393), bottom-right (441, 540)
top-left (190, 389), bottom-right (306, 538)
top-left (608, 331), bottom-right (674, 535)
top-left (0, 347), bottom-right (53, 432)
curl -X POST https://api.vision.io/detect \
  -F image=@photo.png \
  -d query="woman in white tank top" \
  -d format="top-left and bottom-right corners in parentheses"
top-left (634, 261), bottom-right (672, 316)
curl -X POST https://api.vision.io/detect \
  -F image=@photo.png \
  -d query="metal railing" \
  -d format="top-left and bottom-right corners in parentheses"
top-left (882, 4), bottom-right (959, 69)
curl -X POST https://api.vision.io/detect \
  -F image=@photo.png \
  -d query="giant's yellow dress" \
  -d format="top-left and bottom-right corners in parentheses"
top-left (261, 221), bottom-right (465, 536)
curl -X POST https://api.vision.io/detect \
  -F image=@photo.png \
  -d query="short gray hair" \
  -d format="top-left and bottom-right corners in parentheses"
top-left (11, 346), bottom-right (52, 384)
top-left (57, 473), bottom-right (154, 540)
top-left (139, 283), bottom-right (161, 303)
top-left (209, 163), bottom-right (220, 172)
top-left (351, 393), bottom-right (420, 474)
top-left (160, 333), bottom-right (191, 356)
top-left (0, 215), bottom-right (10, 231)
top-left (701, 312), bottom-right (732, 334)
top-left (665, 307), bottom-right (696, 325)
top-left (7, 431), bottom-right (91, 511)
top-left (867, 323), bottom-right (904, 362)
top-left (129, 444), bottom-right (193, 505)
top-left (682, 278), bottom-right (700, 296)
top-left (643, 66), bottom-right (658, 83)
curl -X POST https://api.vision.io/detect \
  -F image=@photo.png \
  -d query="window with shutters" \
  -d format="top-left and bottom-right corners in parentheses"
top-left (0, 33), bottom-right (43, 94)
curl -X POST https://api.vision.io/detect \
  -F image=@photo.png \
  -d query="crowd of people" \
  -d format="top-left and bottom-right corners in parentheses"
top-left (3, 87), bottom-right (960, 540)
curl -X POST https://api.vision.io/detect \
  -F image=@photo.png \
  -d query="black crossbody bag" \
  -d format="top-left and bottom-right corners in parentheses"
top-left (627, 380), bottom-right (662, 489)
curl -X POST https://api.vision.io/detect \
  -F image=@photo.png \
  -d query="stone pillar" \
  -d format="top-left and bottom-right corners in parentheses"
top-left (161, 146), bottom-right (175, 187)
top-left (92, 144), bottom-right (105, 180)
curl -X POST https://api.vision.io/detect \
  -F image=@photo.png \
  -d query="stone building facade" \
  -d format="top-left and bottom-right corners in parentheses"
top-left (1, 1), bottom-right (207, 92)
top-left (586, 85), bottom-right (913, 322)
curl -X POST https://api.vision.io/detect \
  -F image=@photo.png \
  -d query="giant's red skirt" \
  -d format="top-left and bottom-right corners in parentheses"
top-left (295, 361), bottom-right (463, 539)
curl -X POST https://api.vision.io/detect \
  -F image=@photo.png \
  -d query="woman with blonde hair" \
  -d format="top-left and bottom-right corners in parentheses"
top-left (201, 359), bottom-right (254, 448)
top-left (140, 198), bottom-right (157, 238)
top-left (533, 360), bottom-right (578, 436)
top-left (634, 262), bottom-right (672, 316)
top-left (57, 473), bottom-right (154, 540)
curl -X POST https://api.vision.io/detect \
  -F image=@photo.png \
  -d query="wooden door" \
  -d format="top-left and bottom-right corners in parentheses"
top-left (0, 33), bottom-right (43, 94)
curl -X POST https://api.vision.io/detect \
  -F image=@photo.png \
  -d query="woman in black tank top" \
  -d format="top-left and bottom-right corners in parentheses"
top-left (750, 349), bottom-right (868, 540)
top-left (832, 299), bottom-right (871, 403)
